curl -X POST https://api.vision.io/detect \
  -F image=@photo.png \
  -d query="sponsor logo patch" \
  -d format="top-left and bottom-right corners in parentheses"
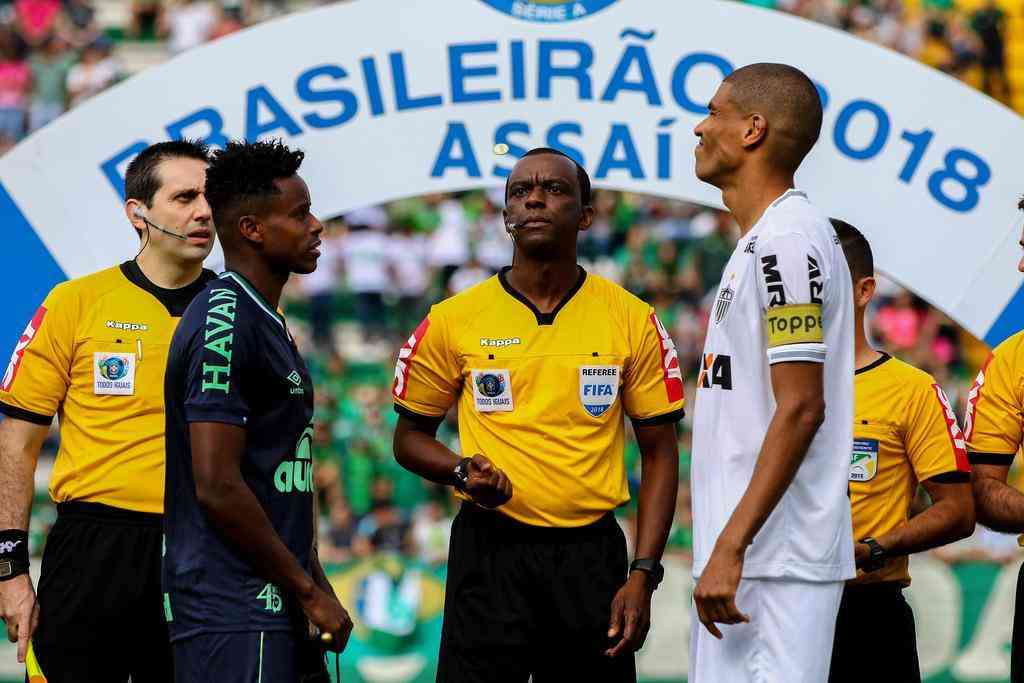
top-left (477, 0), bottom-right (618, 23)
top-left (106, 319), bottom-right (149, 332)
top-left (93, 352), bottom-right (136, 395)
top-left (471, 369), bottom-right (514, 412)
top-left (764, 303), bottom-right (824, 348)
top-left (850, 438), bottom-right (879, 481)
top-left (579, 365), bottom-right (620, 417)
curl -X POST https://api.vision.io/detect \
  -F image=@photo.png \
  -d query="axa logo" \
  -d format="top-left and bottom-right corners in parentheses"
top-left (393, 318), bottom-right (430, 399)
top-left (2, 307), bottom-right (46, 392)
top-left (698, 353), bottom-right (732, 390)
top-left (761, 255), bottom-right (786, 307)
top-left (477, 0), bottom-right (618, 23)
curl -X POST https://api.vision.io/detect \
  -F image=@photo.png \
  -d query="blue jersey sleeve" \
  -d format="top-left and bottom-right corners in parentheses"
top-left (183, 286), bottom-right (252, 426)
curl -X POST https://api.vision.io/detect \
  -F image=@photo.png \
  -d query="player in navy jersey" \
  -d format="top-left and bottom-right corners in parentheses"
top-left (163, 139), bottom-right (352, 682)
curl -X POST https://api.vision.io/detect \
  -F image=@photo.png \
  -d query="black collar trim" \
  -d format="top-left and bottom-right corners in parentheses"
top-left (498, 265), bottom-right (587, 326)
top-left (855, 352), bottom-right (892, 376)
top-left (120, 260), bottom-right (216, 317)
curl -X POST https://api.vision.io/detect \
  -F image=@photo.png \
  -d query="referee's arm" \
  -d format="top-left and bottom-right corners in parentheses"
top-left (0, 416), bottom-right (48, 662)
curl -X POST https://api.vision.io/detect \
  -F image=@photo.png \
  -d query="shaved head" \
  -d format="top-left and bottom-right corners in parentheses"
top-left (724, 63), bottom-right (823, 174)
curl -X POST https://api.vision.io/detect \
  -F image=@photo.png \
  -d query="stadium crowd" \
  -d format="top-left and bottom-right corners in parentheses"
top-left (0, 0), bottom-right (1014, 155)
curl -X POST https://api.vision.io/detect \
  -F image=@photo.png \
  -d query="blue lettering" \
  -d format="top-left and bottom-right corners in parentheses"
top-left (671, 52), bottom-right (733, 115)
top-left (538, 41), bottom-right (594, 100)
top-left (101, 140), bottom-right (148, 199)
top-left (545, 122), bottom-right (585, 167)
top-left (166, 108), bottom-right (229, 148)
top-left (813, 80), bottom-right (830, 111)
top-left (430, 122), bottom-right (481, 178)
top-left (601, 44), bottom-right (662, 105)
top-left (595, 124), bottom-right (644, 179)
top-left (657, 118), bottom-right (675, 180)
top-left (390, 52), bottom-right (443, 111)
top-left (510, 40), bottom-right (526, 100)
top-left (449, 42), bottom-right (501, 104)
top-left (833, 99), bottom-right (890, 160)
top-left (492, 121), bottom-right (530, 178)
top-left (360, 56), bottom-right (385, 116)
top-left (296, 65), bottom-right (359, 129)
top-left (245, 86), bottom-right (302, 141)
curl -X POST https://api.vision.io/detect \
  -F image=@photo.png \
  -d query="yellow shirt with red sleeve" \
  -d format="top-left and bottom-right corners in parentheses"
top-left (0, 261), bottom-right (214, 513)
top-left (850, 353), bottom-right (970, 585)
top-left (392, 267), bottom-right (685, 528)
top-left (965, 330), bottom-right (1024, 467)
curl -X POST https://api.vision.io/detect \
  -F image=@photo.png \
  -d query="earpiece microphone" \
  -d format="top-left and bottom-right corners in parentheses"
top-left (505, 220), bottom-right (521, 240)
top-left (133, 207), bottom-right (188, 241)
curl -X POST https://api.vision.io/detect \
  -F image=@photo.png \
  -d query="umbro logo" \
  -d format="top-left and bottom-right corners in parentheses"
top-left (286, 371), bottom-right (304, 394)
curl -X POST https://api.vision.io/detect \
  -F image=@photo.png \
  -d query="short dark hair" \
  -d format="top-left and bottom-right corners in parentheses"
top-left (504, 147), bottom-right (592, 205)
top-left (724, 63), bottom-right (823, 174)
top-left (124, 139), bottom-right (210, 207)
top-left (1018, 195), bottom-right (1023, 211)
top-left (204, 139), bottom-right (305, 233)
top-left (831, 218), bottom-right (874, 282)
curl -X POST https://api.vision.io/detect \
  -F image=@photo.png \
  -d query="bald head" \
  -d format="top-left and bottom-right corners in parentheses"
top-left (724, 63), bottom-right (822, 174)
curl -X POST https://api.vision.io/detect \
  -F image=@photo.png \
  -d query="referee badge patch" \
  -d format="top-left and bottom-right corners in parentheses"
top-left (471, 369), bottom-right (513, 412)
top-left (579, 365), bottom-right (620, 417)
top-left (93, 352), bottom-right (136, 396)
top-left (850, 438), bottom-right (879, 481)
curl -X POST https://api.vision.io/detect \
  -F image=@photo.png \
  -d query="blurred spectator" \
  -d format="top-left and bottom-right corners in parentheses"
top-left (971, 0), bottom-right (1011, 102)
top-left (410, 500), bottom-right (452, 566)
top-left (66, 36), bottom-right (118, 107)
top-left (447, 253), bottom-right (490, 295)
top-left (209, 3), bottom-right (244, 41)
top-left (28, 33), bottom-right (72, 132)
top-left (341, 207), bottom-right (391, 339)
top-left (129, 0), bottom-right (163, 39)
top-left (161, 0), bottom-right (218, 55)
top-left (874, 290), bottom-right (922, 352)
top-left (13, 0), bottom-right (60, 47)
top-left (354, 478), bottom-right (410, 556)
top-left (297, 219), bottom-right (344, 349)
top-left (428, 196), bottom-right (471, 289)
top-left (59, 0), bottom-right (98, 50)
top-left (682, 210), bottom-right (738, 296)
top-left (0, 26), bottom-right (29, 144)
top-left (388, 221), bottom-right (431, 336)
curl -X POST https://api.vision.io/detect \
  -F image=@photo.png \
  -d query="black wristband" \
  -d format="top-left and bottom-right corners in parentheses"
top-left (0, 530), bottom-right (29, 581)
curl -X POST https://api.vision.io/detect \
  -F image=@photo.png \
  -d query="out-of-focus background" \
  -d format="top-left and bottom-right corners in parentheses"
top-left (0, 1), bottom-right (1020, 681)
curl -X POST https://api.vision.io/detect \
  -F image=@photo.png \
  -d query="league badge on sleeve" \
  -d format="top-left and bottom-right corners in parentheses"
top-left (471, 369), bottom-right (513, 412)
top-left (850, 438), bottom-right (879, 481)
top-left (579, 366), bottom-right (620, 417)
top-left (94, 352), bottom-right (136, 395)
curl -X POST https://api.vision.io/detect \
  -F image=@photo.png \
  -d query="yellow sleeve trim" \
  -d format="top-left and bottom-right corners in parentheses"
top-left (765, 303), bottom-right (824, 348)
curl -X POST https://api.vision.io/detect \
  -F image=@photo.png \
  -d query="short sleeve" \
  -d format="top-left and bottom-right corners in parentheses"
top-left (183, 290), bottom-right (252, 426)
top-left (754, 231), bottom-right (828, 365)
top-left (905, 382), bottom-right (971, 481)
top-left (622, 309), bottom-right (685, 424)
top-left (965, 348), bottom-right (1023, 464)
top-left (392, 310), bottom-right (460, 420)
top-left (0, 284), bottom-right (78, 424)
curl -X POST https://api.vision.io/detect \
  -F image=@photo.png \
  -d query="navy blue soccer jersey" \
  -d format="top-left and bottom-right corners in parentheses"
top-left (163, 270), bottom-right (315, 641)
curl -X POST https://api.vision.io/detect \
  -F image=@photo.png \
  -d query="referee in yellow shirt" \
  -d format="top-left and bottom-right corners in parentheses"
top-left (828, 220), bottom-right (975, 683)
top-left (392, 148), bottom-right (684, 682)
top-left (0, 140), bottom-right (216, 681)
top-left (966, 199), bottom-right (1024, 682)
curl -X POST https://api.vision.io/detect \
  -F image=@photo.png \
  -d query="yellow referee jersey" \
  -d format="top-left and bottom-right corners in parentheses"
top-left (965, 330), bottom-right (1024, 464)
top-left (850, 354), bottom-right (970, 585)
top-left (0, 261), bottom-right (214, 513)
top-left (393, 267), bottom-right (685, 527)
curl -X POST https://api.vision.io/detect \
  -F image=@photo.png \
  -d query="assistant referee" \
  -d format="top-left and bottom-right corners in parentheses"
top-left (392, 147), bottom-right (684, 682)
top-left (0, 140), bottom-right (216, 681)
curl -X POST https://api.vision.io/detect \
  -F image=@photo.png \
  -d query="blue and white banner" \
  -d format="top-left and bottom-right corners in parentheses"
top-left (2, 0), bottom-right (1022, 352)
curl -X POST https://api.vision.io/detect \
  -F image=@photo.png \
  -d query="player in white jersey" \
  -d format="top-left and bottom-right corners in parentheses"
top-left (688, 63), bottom-right (856, 682)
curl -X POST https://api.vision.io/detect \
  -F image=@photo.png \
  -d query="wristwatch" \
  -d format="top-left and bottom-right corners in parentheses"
top-left (452, 457), bottom-right (472, 492)
top-left (859, 537), bottom-right (887, 573)
top-left (629, 558), bottom-right (665, 589)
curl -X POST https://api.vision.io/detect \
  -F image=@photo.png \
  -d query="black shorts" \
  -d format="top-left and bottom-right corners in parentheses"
top-left (828, 582), bottom-right (920, 683)
top-left (1012, 562), bottom-right (1024, 683)
top-left (172, 630), bottom-right (332, 683)
top-left (437, 503), bottom-right (636, 683)
top-left (31, 502), bottom-right (170, 683)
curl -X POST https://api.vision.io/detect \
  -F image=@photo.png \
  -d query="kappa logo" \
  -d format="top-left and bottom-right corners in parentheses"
top-left (477, 0), bottom-right (618, 23)
top-left (0, 540), bottom-right (22, 554)
top-left (106, 320), bottom-right (149, 332)
top-left (698, 353), bottom-right (732, 390)
top-left (761, 254), bottom-right (786, 307)
top-left (480, 337), bottom-right (521, 348)
top-left (2, 306), bottom-right (46, 392)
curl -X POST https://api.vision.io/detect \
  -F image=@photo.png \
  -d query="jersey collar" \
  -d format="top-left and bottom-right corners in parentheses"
top-left (219, 271), bottom-right (285, 329)
top-left (769, 188), bottom-right (808, 208)
top-left (497, 265), bottom-right (587, 326)
top-left (120, 260), bottom-right (216, 317)
top-left (855, 352), bottom-right (892, 375)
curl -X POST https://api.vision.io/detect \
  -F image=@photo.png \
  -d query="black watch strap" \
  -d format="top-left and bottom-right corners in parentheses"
top-left (452, 457), bottom-right (472, 492)
top-left (629, 558), bottom-right (664, 589)
top-left (860, 537), bottom-right (886, 573)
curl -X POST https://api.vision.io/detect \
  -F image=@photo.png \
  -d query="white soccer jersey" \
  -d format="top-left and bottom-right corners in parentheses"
top-left (691, 189), bottom-right (856, 582)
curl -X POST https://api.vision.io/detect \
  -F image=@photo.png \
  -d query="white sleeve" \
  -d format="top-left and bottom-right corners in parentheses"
top-left (753, 230), bottom-right (828, 365)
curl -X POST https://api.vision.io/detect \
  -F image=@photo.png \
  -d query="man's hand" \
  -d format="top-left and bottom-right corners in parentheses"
top-left (300, 586), bottom-right (353, 653)
top-left (605, 571), bottom-right (653, 657)
top-left (0, 574), bottom-right (38, 662)
top-left (854, 542), bottom-right (871, 570)
top-left (692, 543), bottom-right (749, 639)
top-left (465, 454), bottom-right (513, 508)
